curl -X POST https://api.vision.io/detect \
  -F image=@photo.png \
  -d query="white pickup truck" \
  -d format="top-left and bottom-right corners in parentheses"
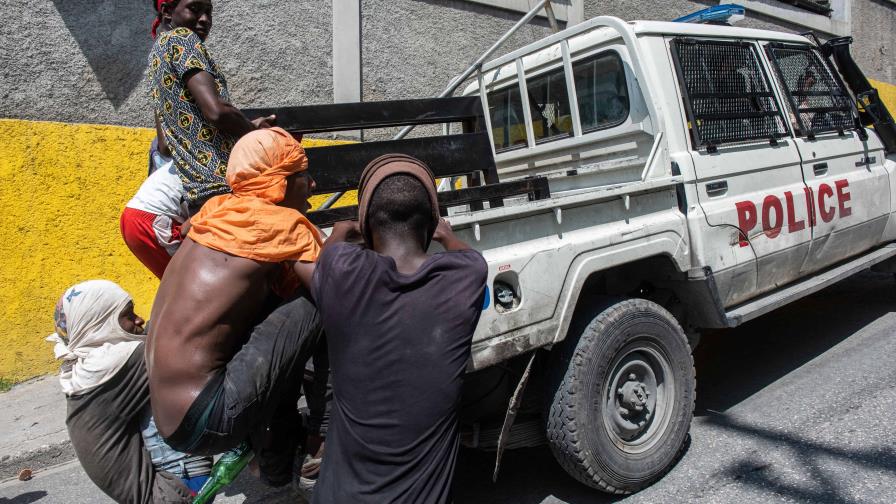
top-left (445, 16), bottom-right (896, 494)
top-left (256, 14), bottom-right (896, 496)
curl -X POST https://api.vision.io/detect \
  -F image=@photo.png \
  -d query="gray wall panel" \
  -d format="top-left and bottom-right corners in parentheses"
top-left (0, 0), bottom-right (891, 128)
top-left (0, 0), bottom-right (331, 127)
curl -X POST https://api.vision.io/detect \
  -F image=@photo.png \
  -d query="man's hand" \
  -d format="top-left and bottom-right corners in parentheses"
top-left (251, 114), bottom-right (277, 129)
top-left (432, 218), bottom-right (471, 251)
top-left (324, 220), bottom-right (363, 250)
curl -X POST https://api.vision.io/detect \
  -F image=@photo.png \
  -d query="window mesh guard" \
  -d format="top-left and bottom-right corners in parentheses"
top-left (766, 44), bottom-right (855, 137)
top-left (671, 39), bottom-right (788, 149)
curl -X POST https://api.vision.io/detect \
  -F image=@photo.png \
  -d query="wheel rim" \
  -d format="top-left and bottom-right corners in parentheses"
top-left (602, 340), bottom-right (675, 454)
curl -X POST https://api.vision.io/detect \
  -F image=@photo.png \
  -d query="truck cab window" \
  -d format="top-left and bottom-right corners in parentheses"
top-left (527, 69), bottom-right (574, 143)
top-left (488, 85), bottom-right (529, 152)
top-left (766, 44), bottom-right (856, 136)
top-left (573, 52), bottom-right (629, 132)
top-left (671, 39), bottom-right (787, 149)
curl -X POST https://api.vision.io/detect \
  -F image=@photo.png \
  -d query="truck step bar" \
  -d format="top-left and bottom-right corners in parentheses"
top-left (725, 243), bottom-right (896, 327)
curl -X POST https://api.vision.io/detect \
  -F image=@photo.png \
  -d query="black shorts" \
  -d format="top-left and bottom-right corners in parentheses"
top-left (165, 294), bottom-right (324, 455)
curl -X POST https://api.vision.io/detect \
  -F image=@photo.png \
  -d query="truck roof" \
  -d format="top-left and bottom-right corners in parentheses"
top-left (628, 19), bottom-right (811, 43)
top-left (462, 17), bottom-right (812, 95)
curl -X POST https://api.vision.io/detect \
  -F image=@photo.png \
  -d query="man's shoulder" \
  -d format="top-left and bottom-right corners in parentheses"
top-left (319, 242), bottom-right (368, 267)
top-left (434, 249), bottom-right (487, 273)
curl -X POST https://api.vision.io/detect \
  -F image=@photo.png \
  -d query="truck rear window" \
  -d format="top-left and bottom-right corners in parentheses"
top-left (671, 38), bottom-right (788, 150)
top-left (573, 52), bottom-right (629, 133)
top-left (488, 85), bottom-right (529, 151)
top-left (487, 51), bottom-right (630, 152)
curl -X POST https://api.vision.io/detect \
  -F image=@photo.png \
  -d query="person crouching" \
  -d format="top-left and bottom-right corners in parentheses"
top-left (47, 280), bottom-right (212, 503)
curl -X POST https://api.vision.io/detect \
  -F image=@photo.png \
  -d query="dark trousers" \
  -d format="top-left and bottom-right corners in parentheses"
top-left (165, 294), bottom-right (324, 456)
top-left (66, 344), bottom-right (192, 504)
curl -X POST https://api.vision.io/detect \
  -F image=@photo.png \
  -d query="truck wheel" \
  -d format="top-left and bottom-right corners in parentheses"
top-left (545, 298), bottom-right (695, 494)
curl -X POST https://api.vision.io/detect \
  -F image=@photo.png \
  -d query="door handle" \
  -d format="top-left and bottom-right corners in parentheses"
top-left (812, 162), bottom-right (828, 176)
top-left (706, 181), bottom-right (728, 197)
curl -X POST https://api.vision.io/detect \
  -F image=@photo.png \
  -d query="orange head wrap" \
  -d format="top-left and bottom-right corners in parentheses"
top-left (226, 127), bottom-right (309, 200)
top-left (188, 127), bottom-right (321, 270)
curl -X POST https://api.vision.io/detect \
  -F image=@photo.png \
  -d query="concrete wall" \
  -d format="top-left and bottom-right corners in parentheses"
top-left (1, 0), bottom-right (892, 127)
top-left (851, 0), bottom-right (896, 83)
top-left (0, 0), bottom-right (332, 128)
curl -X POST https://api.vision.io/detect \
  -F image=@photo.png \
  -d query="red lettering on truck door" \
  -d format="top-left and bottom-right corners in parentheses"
top-left (835, 179), bottom-right (852, 218)
top-left (804, 187), bottom-right (816, 226)
top-left (736, 201), bottom-right (757, 246)
top-left (817, 183), bottom-right (836, 223)
top-left (784, 191), bottom-right (805, 233)
top-left (762, 195), bottom-right (783, 238)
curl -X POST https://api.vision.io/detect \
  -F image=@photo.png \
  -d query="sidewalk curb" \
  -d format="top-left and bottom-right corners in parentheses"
top-left (0, 376), bottom-right (74, 481)
top-left (0, 439), bottom-right (75, 481)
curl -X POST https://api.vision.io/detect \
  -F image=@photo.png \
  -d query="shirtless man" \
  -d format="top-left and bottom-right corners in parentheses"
top-left (146, 127), bottom-right (326, 486)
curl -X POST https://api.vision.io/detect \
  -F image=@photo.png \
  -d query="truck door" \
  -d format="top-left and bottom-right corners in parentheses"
top-left (670, 38), bottom-right (813, 306)
top-left (764, 43), bottom-right (891, 273)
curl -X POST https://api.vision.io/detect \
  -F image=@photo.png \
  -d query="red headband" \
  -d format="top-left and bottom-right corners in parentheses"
top-left (151, 0), bottom-right (175, 38)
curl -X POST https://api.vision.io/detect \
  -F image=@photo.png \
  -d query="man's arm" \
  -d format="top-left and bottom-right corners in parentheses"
top-left (154, 115), bottom-right (170, 158)
top-left (185, 70), bottom-right (275, 138)
top-left (432, 218), bottom-right (471, 251)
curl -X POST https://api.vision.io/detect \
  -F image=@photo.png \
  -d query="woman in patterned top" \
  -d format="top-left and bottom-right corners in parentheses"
top-left (149, 0), bottom-right (275, 213)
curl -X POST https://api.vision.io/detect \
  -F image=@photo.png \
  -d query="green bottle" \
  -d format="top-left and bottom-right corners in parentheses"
top-left (192, 442), bottom-right (254, 504)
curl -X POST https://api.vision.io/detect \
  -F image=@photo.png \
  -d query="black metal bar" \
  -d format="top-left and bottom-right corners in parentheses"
top-left (245, 97), bottom-right (484, 134)
top-left (307, 177), bottom-right (551, 227)
top-left (688, 92), bottom-right (776, 99)
top-left (670, 38), bottom-right (704, 149)
top-left (765, 44), bottom-right (811, 136)
top-left (308, 132), bottom-right (495, 193)
top-left (694, 111), bottom-right (782, 121)
top-left (307, 206), bottom-right (356, 226)
top-left (438, 177), bottom-right (549, 208)
top-left (797, 106), bottom-right (853, 114)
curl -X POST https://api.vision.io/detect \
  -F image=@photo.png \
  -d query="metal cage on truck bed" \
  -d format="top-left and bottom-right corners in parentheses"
top-left (246, 97), bottom-right (551, 227)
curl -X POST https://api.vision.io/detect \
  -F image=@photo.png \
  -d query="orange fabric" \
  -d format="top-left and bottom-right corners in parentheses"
top-left (188, 127), bottom-right (322, 265)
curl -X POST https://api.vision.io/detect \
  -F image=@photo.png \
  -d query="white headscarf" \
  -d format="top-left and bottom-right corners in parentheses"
top-left (45, 280), bottom-right (145, 396)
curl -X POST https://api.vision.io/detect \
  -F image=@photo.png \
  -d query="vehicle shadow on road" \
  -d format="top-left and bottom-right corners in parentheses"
top-left (0, 491), bottom-right (47, 504)
top-left (453, 445), bottom-right (616, 504)
top-left (702, 412), bottom-right (896, 503)
top-left (693, 271), bottom-right (896, 414)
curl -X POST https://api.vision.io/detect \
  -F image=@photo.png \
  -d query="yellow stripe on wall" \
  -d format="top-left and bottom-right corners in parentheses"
top-left (0, 119), bottom-right (353, 382)
top-left (870, 79), bottom-right (896, 118)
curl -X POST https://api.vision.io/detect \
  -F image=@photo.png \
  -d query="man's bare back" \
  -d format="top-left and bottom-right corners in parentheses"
top-left (147, 237), bottom-right (279, 437)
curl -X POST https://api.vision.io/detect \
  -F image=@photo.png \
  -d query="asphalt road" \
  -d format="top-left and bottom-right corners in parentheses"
top-left (1, 271), bottom-right (894, 504)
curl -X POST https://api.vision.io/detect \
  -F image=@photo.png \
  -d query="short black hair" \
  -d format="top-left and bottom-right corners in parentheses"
top-left (367, 174), bottom-right (433, 242)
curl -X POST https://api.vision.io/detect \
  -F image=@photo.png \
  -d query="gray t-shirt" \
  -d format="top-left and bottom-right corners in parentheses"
top-left (311, 243), bottom-right (487, 504)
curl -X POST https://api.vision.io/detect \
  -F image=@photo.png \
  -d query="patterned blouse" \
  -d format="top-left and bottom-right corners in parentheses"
top-left (148, 28), bottom-right (237, 208)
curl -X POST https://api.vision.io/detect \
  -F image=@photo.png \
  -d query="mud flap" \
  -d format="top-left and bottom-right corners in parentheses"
top-left (493, 351), bottom-right (537, 482)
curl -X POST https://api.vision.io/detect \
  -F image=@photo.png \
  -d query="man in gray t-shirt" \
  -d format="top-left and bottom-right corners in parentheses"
top-left (311, 155), bottom-right (487, 503)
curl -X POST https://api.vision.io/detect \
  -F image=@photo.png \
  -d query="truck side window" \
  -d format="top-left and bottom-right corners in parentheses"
top-left (671, 39), bottom-right (788, 149)
top-left (766, 44), bottom-right (856, 137)
top-left (572, 52), bottom-right (629, 132)
top-left (527, 69), bottom-right (574, 143)
top-left (488, 86), bottom-right (529, 152)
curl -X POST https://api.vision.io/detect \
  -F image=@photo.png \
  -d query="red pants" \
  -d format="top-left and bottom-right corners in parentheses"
top-left (120, 207), bottom-right (183, 279)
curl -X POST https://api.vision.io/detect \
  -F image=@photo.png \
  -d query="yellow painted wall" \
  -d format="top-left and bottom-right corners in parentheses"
top-left (0, 119), bottom-right (355, 382)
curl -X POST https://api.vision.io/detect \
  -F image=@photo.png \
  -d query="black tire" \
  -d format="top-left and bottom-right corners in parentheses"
top-left (545, 297), bottom-right (695, 494)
